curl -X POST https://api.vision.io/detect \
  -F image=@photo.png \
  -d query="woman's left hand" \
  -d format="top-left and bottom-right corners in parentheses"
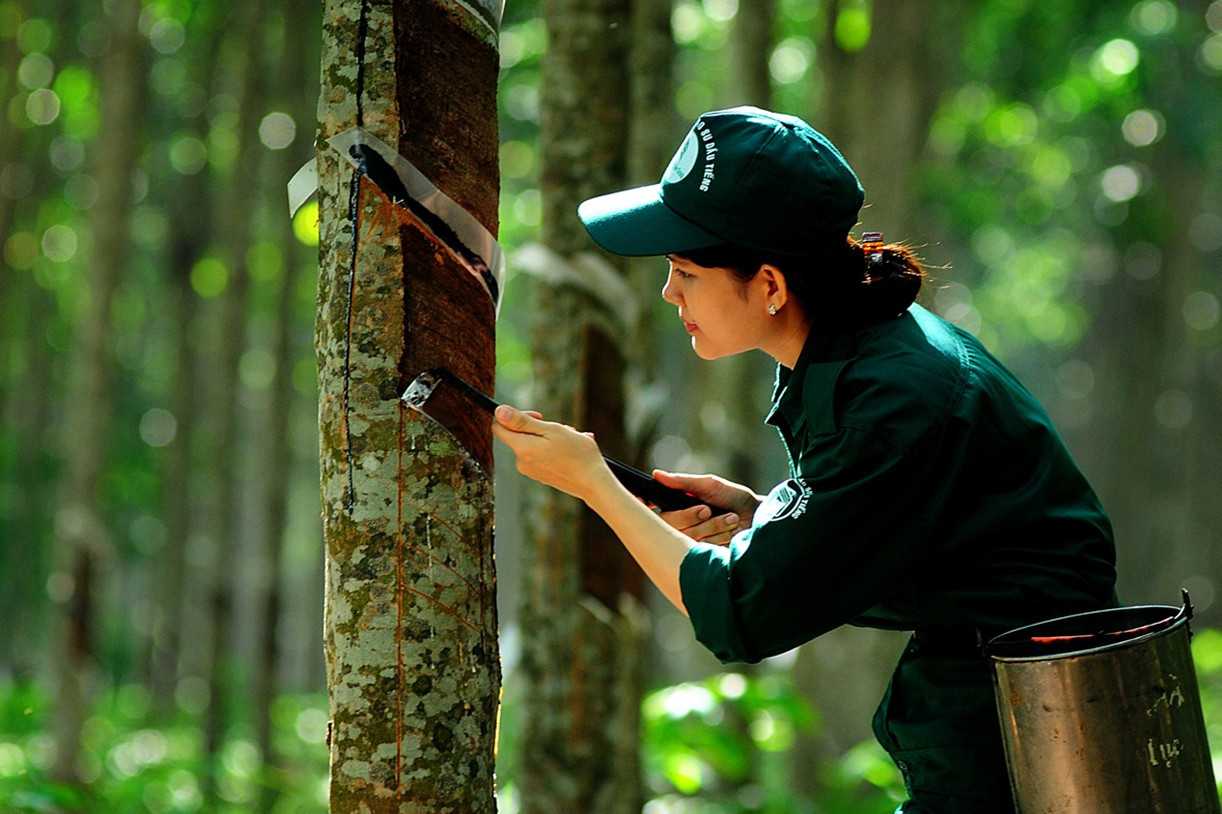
top-left (491, 404), bottom-right (612, 504)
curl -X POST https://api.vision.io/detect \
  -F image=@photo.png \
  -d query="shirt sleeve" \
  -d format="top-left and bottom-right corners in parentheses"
top-left (678, 421), bottom-right (951, 664)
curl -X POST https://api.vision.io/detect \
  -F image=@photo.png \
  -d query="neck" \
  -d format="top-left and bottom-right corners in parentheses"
top-left (763, 312), bottom-right (812, 370)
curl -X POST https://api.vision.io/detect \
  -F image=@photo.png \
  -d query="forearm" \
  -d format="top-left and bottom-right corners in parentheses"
top-left (583, 470), bottom-right (694, 617)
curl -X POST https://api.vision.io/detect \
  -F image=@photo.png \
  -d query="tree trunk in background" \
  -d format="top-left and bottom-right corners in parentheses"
top-left (49, 0), bottom-right (144, 783)
top-left (317, 0), bottom-right (501, 809)
top-left (518, 0), bottom-right (648, 811)
top-left (815, 0), bottom-right (952, 240)
top-left (790, 0), bottom-right (959, 796)
top-left (254, 6), bottom-right (313, 808)
top-left (202, 2), bottom-right (270, 799)
top-left (729, 0), bottom-right (773, 107)
top-left (148, 13), bottom-right (226, 718)
top-left (3, 283), bottom-right (55, 680)
top-left (1, 0), bottom-right (74, 682)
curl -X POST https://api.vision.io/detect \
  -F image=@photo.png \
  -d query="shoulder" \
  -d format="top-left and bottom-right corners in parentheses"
top-left (817, 303), bottom-right (969, 443)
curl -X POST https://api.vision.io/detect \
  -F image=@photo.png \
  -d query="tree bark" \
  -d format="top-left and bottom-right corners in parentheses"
top-left (49, 0), bottom-right (145, 784)
top-left (317, 0), bottom-right (502, 810)
top-left (517, 0), bottom-right (648, 811)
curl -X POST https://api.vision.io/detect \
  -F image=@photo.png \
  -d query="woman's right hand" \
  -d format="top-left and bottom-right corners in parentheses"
top-left (650, 469), bottom-right (763, 546)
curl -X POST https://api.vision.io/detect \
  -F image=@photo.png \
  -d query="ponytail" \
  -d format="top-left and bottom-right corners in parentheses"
top-left (848, 232), bottom-right (926, 322)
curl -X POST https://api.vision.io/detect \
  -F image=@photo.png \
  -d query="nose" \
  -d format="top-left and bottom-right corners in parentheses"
top-left (661, 270), bottom-right (679, 306)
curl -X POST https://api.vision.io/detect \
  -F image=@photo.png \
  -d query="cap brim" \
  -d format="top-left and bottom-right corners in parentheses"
top-left (576, 184), bottom-right (725, 257)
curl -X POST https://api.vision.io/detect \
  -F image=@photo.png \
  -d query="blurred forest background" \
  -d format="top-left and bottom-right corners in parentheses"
top-left (1, 0), bottom-right (1221, 811)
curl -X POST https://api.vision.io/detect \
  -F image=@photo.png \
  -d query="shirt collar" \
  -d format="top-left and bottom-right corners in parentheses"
top-left (763, 319), bottom-right (863, 430)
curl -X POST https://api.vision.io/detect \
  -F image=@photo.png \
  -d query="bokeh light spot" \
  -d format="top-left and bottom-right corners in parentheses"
top-left (41, 224), bottom-right (77, 262)
top-left (17, 52), bottom-right (53, 89)
top-left (1121, 108), bottom-right (1162, 146)
top-left (258, 111), bottom-right (296, 150)
top-left (191, 257), bottom-right (229, 298)
top-left (25, 87), bottom-right (60, 125)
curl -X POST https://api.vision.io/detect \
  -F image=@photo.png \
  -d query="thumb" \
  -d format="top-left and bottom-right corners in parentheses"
top-left (495, 404), bottom-right (527, 429)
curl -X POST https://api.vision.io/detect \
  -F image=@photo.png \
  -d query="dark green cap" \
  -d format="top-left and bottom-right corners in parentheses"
top-left (577, 106), bottom-right (865, 257)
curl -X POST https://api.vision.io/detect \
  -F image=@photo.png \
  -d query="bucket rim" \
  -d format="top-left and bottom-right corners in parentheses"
top-left (985, 601), bottom-right (1190, 662)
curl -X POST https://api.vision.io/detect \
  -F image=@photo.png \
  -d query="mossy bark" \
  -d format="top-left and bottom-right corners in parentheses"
top-left (317, 0), bottom-right (501, 811)
top-left (519, 0), bottom-right (648, 811)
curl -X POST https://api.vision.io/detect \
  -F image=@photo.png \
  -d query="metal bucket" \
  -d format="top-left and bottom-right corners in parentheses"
top-left (985, 591), bottom-right (1220, 814)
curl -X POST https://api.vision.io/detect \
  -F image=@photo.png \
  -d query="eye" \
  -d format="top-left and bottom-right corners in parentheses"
top-left (674, 268), bottom-right (694, 280)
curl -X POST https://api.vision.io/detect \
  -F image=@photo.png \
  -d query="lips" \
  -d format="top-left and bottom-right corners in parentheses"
top-left (683, 321), bottom-right (698, 332)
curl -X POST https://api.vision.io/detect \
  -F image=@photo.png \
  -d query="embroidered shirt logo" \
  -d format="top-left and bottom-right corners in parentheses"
top-left (758, 477), bottom-right (813, 523)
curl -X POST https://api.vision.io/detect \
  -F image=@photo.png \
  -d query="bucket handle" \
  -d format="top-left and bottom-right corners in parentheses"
top-left (1019, 590), bottom-right (1193, 647)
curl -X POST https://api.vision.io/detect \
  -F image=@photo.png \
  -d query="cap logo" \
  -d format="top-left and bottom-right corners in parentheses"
top-left (695, 120), bottom-right (718, 192)
top-left (663, 130), bottom-right (699, 184)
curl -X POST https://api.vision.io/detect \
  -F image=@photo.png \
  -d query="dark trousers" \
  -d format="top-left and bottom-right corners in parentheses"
top-left (872, 635), bottom-right (1017, 814)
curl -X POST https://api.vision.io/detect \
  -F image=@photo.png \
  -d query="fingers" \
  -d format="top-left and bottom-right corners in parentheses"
top-left (658, 503), bottom-right (740, 542)
top-left (658, 503), bottom-right (713, 531)
top-left (684, 511), bottom-right (740, 542)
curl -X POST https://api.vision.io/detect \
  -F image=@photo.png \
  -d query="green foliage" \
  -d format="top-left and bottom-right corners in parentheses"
top-left (0, 683), bottom-right (330, 813)
top-left (5, 635), bottom-right (1222, 811)
top-left (637, 671), bottom-right (900, 813)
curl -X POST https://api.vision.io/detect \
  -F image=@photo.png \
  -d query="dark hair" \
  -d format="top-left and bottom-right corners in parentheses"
top-left (673, 233), bottom-right (927, 329)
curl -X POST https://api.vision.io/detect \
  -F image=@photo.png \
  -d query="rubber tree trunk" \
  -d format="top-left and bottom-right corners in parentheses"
top-left (49, 0), bottom-right (145, 784)
top-left (316, 0), bottom-right (501, 809)
top-left (518, 0), bottom-right (649, 811)
top-left (201, 1), bottom-right (271, 800)
top-left (789, 0), bottom-right (960, 795)
top-left (254, 5), bottom-right (316, 808)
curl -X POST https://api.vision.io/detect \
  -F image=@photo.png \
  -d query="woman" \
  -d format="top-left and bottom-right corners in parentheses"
top-left (491, 106), bottom-right (1117, 813)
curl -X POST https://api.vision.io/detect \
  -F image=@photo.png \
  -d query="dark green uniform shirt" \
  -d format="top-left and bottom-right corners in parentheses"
top-left (678, 302), bottom-right (1117, 811)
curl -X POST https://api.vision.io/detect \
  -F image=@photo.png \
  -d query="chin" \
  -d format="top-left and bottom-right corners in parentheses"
top-left (691, 337), bottom-right (734, 361)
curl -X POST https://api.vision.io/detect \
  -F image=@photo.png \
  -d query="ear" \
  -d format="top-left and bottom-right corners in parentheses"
top-left (758, 263), bottom-right (789, 308)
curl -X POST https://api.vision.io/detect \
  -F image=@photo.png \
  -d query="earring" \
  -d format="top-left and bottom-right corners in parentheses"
top-left (768, 303), bottom-right (777, 316)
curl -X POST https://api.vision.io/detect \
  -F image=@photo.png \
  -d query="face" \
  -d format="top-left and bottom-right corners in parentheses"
top-left (661, 254), bottom-right (772, 360)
